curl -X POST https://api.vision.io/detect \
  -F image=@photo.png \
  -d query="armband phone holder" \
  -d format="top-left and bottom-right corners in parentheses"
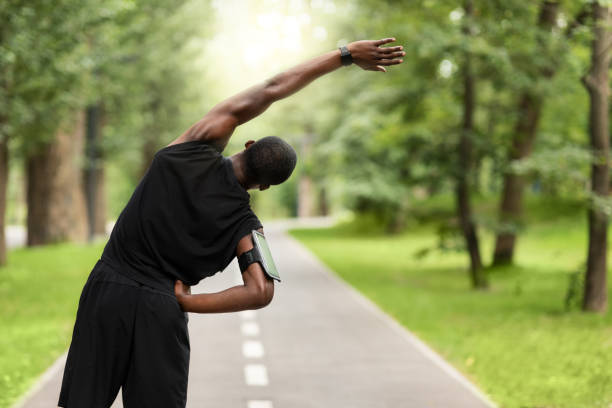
top-left (238, 230), bottom-right (281, 282)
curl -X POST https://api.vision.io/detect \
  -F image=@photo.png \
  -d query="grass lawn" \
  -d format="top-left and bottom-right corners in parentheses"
top-left (0, 242), bottom-right (104, 408)
top-left (290, 198), bottom-right (612, 408)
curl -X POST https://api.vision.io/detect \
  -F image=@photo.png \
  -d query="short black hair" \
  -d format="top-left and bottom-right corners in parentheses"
top-left (245, 136), bottom-right (297, 186)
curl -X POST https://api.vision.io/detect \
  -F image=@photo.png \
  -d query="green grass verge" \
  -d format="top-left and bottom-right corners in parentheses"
top-left (290, 204), bottom-right (612, 408)
top-left (0, 242), bottom-right (104, 408)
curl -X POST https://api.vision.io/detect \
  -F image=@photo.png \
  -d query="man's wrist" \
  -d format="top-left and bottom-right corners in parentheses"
top-left (178, 294), bottom-right (192, 313)
top-left (339, 45), bottom-right (353, 66)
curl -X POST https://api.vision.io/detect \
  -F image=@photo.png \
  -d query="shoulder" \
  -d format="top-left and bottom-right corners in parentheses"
top-left (234, 215), bottom-right (264, 253)
top-left (157, 139), bottom-right (223, 156)
top-left (150, 140), bottom-right (227, 184)
top-left (154, 140), bottom-right (225, 170)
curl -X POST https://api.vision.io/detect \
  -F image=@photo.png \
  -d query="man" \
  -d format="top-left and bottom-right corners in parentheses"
top-left (58, 37), bottom-right (404, 407)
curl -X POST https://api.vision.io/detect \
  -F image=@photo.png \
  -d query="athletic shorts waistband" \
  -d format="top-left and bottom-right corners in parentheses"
top-left (94, 257), bottom-right (176, 298)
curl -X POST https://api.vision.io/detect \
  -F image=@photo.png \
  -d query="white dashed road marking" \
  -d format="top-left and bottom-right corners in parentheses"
top-left (244, 364), bottom-right (269, 386)
top-left (240, 310), bottom-right (257, 320)
top-left (242, 340), bottom-right (265, 358)
top-left (241, 321), bottom-right (260, 336)
top-left (247, 401), bottom-right (274, 408)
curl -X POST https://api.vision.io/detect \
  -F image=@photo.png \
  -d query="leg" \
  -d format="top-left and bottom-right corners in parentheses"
top-left (58, 264), bottom-right (138, 408)
top-left (122, 289), bottom-right (190, 408)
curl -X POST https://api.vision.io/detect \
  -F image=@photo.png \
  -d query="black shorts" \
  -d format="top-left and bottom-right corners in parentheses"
top-left (58, 259), bottom-right (190, 408)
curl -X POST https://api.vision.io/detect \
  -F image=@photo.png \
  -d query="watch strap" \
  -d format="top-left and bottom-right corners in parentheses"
top-left (339, 45), bottom-right (353, 66)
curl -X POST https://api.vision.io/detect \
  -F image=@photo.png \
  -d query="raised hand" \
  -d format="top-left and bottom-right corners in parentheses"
top-left (347, 38), bottom-right (405, 73)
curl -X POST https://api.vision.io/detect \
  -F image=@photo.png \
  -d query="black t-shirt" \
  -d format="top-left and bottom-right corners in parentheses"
top-left (101, 140), bottom-right (262, 293)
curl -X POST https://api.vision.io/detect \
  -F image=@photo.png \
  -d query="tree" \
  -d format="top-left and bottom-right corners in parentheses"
top-left (492, 1), bottom-right (560, 266)
top-left (0, 1), bottom-right (97, 247)
top-left (582, 2), bottom-right (611, 313)
top-left (19, 1), bottom-right (112, 246)
top-left (456, 0), bottom-right (487, 288)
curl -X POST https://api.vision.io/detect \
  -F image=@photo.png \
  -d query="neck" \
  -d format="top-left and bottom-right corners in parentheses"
top-left (229, 152), bottom-right (250, 190)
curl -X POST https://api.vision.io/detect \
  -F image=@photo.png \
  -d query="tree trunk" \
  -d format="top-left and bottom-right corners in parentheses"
top-left (26, 112), bottom-right (88, 245)
top-left (0, 25), bottom-right (11, 264)
top-left (492, 1), bottom-right (559, 266)
top-left (298, 175), bottom-right (314, 218)
top-left (492, 94), bottom-right (543, 265)
top-left (582, 2), bottom-right (611, 313)
top-left (318, 186), bottom-right (329, 216)
top-left (0, 135), bottom-right (8, 265)
top-left (93, 164), bottom-right (106, 235)
top-left (457, 0), bottom-right (487, 289)
top-left (298, 128), bottom-right (314, 218)
top-left (84, 104), bottom-right (107, 239)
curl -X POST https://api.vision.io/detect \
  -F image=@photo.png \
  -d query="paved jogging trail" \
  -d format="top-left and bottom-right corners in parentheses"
top-left (16, 221), bottom-right (496, 408)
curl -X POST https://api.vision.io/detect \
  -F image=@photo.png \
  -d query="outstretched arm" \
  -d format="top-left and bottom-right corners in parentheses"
top-left (172, 38), bottom-right (404, 151)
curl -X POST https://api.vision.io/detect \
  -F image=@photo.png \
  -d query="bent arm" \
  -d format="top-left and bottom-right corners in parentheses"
top-left (175, 232), bottom-right (274, 313)
top-left (177, 268), bottom-right (272, 313)
top-left (175, 38), bottom-right (404, 151)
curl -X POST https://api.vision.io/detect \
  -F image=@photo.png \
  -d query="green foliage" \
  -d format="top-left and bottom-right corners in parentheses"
top-left (1, 0), bottom-right (99, 148)
top-left (63, 0), bottom-right (600, 226)
top-left (95, 0), bottom-right (213, 168)
top-left (510, 145), bottom-right (591, 197)
top-left (1, 0), bottom-right (212, 202)
top-left (266, 0), bottom-right (599, 242)
top-left (1, 0), bottom-right (603, 223)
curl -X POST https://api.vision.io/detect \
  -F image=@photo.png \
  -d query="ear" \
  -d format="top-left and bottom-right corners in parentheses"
top-left (259, 184), bottom-right (270, 191)
top-left (245, 140), bottom-right (255, 149)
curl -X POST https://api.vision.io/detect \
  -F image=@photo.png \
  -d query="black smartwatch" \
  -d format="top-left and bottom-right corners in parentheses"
top-left (339, 45), bottom-right (353, 66)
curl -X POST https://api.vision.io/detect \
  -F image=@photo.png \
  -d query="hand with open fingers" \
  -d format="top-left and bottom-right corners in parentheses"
top-left (347, 37), bottom-right (405, 73)
top-left (174, 280), bottom-right (192, 311)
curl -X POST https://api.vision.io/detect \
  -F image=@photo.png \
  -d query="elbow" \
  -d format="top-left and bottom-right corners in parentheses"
top-left (252, 280), bottom-right (274, 309)
top-left (263, 76), bottom-right (282, 101)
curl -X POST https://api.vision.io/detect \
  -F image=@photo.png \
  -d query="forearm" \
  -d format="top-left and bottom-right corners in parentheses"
top-left (263, 49), bottom-right (342, 101)
top-left (180, 284), bottom-right (269, 314)
top-left (211, 49), bottom-right (343, 126)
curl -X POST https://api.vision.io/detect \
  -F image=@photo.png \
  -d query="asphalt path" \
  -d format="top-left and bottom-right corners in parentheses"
top-left (15, 221), bottom-right (496, 408)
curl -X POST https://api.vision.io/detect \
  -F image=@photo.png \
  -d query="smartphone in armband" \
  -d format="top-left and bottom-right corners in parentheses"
top-left (238, 230), bottom-right (281, 282)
